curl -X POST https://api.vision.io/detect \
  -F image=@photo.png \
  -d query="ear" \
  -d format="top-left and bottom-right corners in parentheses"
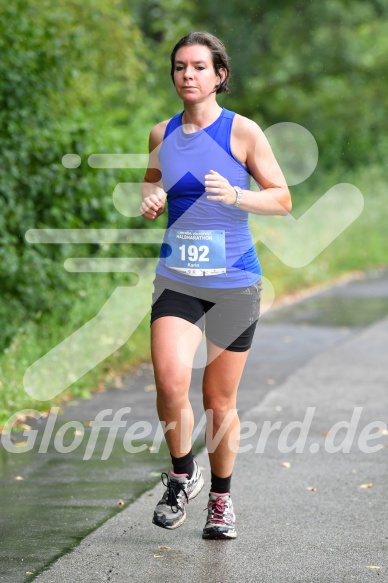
top-left (217, 67), bottom-right (227, 83)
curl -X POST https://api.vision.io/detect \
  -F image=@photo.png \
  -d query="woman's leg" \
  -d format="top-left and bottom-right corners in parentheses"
top-left (151, 315), bottom-right (205, 530)
top-left (202, 342), bottom-right (249, 478)
top-left (151, 315), bottom-right (203, 457)
top-left (201, 342), bottom-right (249, 539)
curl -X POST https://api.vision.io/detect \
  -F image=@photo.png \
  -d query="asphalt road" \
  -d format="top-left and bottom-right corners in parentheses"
top-left (4, 269), bottom-right (388, 582)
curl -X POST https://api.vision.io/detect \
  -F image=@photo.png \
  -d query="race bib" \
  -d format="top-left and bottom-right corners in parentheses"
top-left (165, 228), bottom-right (226, 276)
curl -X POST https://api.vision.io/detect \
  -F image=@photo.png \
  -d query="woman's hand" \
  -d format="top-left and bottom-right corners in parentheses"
top-left (140, 194), bottom-right (165, 220)
top-left (205, 169), bottom-right (237, 205)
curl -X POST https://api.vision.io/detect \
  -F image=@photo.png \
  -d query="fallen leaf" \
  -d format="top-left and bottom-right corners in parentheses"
top-left (281, 462), bottom-right (291, 468)
top-left (113, 377), bottom-right (124, 389)
top-left (359, 483), bottom-right (373, 489)
top-left (153, 555), bottom-right (164, 558)
top-left (16, 414), bottom-right (27, 423)
top-left (366, 566), bottom-right (381, 569)
top-left (380, 429), bottom-right (388, 436)
top-left (14, 441), bottom-right (28, 447)
top-left (74, 430), bottom-right (83, 436)
top-left (15, 476), bottom-right (24, 481)
top-left (145, 384), bottom-right (156, 392)
top-left (117, 499), bottom-right (124, 507)
top-left (307, 487), bottom-right (317, 492)
top-left (320, 431), bottom-right (330, 437)
top-left (17, 423), bottom-right (32, 431)
top-left (199, 465), bottom-right (206, 471)
top-left (25, 572), bottom-right (34, 575)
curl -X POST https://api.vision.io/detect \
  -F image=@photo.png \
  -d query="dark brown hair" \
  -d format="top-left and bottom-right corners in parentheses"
top-left (170, 32), bottom-right (231, 94)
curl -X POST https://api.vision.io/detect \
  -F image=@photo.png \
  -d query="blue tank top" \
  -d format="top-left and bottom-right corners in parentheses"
top-left (156, 108), bottom-right (262, 288)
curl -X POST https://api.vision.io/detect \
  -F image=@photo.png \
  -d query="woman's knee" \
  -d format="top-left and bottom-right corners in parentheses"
top-left (155, 369), bottom-right (191, 403)
top-left (203, 397), bottom-right (238, 424)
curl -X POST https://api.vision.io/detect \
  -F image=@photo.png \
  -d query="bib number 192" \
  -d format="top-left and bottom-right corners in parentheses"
top-left (179, 244), bottom-right (209, 262)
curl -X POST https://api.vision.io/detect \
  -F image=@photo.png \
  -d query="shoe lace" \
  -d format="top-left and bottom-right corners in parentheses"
top-left (208, 496), bottom-right (228, 523)
top-left (161, 473), bottom-right (188, 514)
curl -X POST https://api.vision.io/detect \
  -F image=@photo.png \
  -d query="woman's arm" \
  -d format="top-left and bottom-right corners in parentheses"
top-left (140, 121), bottom-right (169, 221)
top-left (205, 115), bottom-right (292, 215)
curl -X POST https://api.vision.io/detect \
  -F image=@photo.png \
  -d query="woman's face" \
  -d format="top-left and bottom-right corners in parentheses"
top-left (173, 44), bottom-right (223, 103)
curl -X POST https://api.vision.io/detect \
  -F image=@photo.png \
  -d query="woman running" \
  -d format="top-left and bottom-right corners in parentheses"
top-left (140, 31), bottom-right (291, 539)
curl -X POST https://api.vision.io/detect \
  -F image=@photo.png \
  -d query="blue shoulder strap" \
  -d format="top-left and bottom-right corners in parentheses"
top-left (220, 108), bottom-right (235, 120)
top-left (163, 112), bottom-right (183, 140)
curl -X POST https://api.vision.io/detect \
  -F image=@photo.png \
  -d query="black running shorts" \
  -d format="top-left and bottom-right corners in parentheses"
top-left (150, 275), bottom-right (262, 352)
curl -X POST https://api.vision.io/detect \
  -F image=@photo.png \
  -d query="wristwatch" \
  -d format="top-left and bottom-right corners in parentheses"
top-left (233, 186), bottom-right (243, 208)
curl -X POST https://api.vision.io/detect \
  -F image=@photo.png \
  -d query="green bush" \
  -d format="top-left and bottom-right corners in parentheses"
top-left (0, 1), bottom-right (151, 350)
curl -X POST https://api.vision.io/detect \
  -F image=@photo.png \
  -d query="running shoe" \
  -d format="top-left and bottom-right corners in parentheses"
top-left (152, 460), bottom-right (204, 529)
top-left (202, 492), bottom-right (237, 539)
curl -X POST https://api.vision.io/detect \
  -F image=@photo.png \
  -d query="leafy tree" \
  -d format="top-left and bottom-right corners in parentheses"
top-left (0, 0), bottom-right (149, 349)
top-left (190, 0), bottom-right (388, 168)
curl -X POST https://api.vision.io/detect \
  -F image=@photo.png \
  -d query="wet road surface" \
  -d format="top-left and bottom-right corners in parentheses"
top-left (1, 268), bottom-right (387, 582)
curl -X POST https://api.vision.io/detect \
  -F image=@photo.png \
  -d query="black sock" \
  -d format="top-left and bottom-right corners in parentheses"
top-left (211, 471), bottom-right (232, 494)
top-left (171, 450), bottom-right (194, 478)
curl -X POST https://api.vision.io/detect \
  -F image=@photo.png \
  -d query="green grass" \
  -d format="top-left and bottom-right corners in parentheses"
top-left (1, 164), bottom-right (387, 427)
top-left (0, 271), bottom-right (153, 427)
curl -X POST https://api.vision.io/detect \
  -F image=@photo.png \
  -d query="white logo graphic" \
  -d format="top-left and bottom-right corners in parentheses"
top-left (24, 123), bottom-right (363, 401)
